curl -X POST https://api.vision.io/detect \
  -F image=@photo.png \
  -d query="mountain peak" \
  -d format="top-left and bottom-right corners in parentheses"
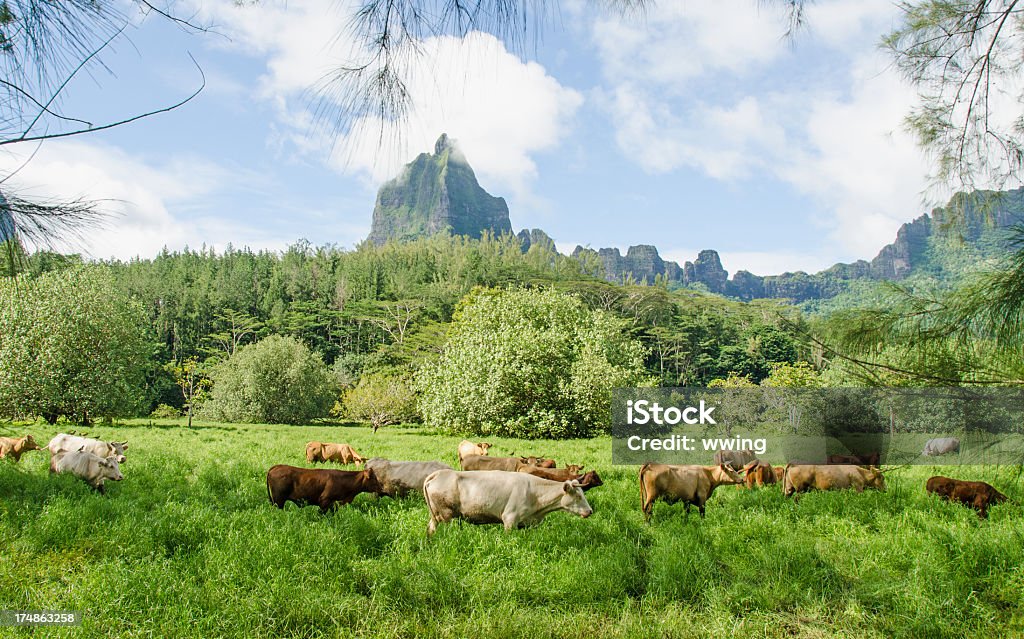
top-left (434, 133), bottom-right (453, 155)
top-left (367, 134), bottom-right (512, 245)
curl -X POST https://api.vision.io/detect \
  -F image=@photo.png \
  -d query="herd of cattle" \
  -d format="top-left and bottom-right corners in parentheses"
top-left (0, 433), bottom-right (127, 492)
top-left (1, 433), bottom-right (1014, 530)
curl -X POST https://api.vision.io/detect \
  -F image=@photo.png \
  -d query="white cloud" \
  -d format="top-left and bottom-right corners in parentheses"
top-left (0, 142), bottom-right (288, 260)
top-left (192, 0), bottom-right (581, 197)
top-left (589, 0), bottom-right (934, 262)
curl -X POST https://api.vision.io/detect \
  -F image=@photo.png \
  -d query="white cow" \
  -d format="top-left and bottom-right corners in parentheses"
top-left (923, 437), bottom-right (960, 457)
top-left (48, 434), bottom-right (128, 463)
top-left (364, 458), bottom-right (453, 498)
top-left (422, 469), bottom-right (592, 534)
top-left (51, 449), bottom-right (124, 493)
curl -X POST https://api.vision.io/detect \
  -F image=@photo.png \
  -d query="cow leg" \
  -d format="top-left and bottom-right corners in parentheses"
top-left (96, 483), bottom-right (106, 495)
top-left (698, 503), bottom-right (706, 518)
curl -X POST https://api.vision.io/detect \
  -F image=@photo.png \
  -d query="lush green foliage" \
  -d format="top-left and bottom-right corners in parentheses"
top-left (0, 267), bottom-right (152, 422)
top-left (1, 420), bottom-right (1021, 638)
top-left (340, 373), bottom-right (419, 431)
top-left (417, 287), bottom-right (651, 438)
top-left (200, 335), bottom-right (337, 425)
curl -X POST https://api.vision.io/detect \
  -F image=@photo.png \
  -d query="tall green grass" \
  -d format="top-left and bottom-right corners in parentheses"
top-left (1, 419), bottom-right (1022, 638)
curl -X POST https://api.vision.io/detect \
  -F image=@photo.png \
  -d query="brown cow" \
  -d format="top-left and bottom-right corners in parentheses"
top-left (826, 452), bottom-right (880, 467)
top-left (0, 435), bottom-right (41, 462)
top-left (266, 465), bottom-right (382, 513)
top-left (457, 440), bottom-right (492, 464)
top-left (639, 463), bottom-right (744, 521)
top-left (517, 466), bottom-right (603, 491)
top-left (772, 466), bottom-right (786, 483)
top-left (460, 455), bottom-right (556, 471)
top-left (783, 464), bottom-right (886, 498)
top-left (926, 476), bottom-right (1009, 519)
top-left (740, 460), bottom-right (777, 489)
top-left (305, 442), bottom-right (365, 465)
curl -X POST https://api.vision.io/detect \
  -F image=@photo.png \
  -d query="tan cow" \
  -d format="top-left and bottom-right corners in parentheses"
top-left (457, 440), bottom-right (492, 464)
top-left (423, 470), bottom-right (593, 534)
top-left (639, 464), bottom-right (743, 521)
top-left (741, 460), bottom-right (778, 489)
top-left (305, 442), bottom-right (365, 465)
top-left (460, 455), bottom-right (557, 472)
top-left (0, 435), bottom-right (41, 462)
top-left (516, 466), bottom-right (603, 491)
top-left (783, 464), bottom-right (886, 498)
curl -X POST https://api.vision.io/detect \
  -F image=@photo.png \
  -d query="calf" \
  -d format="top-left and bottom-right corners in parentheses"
top-left (305, 442), bottom-right (365, 465)
top-left (741, 460), bottom-right (778, 489)
top-left (639, 463), bottom-right (744, 521)
top-left (923, 438), bottom-right (960, 457)
top-left (457, 440), bottom-right (492, 464)
top-left (516, 466), bottom-right (603, 491)
top-left (48, 434), bottom-right (127, 463)
top-left (51, 449), bottom-right (124, 494)
top-left (0, 435), bottom-right (41, 462)
top-left (713, 449), bottom-right (757, 471)
top-left (423, 470), bottom-right (592, 534)
top-left (266, 465), bottom-right (382, 513)
top-left (783, 464), bottom-right (886, 498)
top-left (926, 476), bottom-right (1008, 519)
top-left (364, 458), bottom-right (452, 498)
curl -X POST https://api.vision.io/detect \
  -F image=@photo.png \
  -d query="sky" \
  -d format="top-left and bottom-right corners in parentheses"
top-left (0, 0), bottom-right (955, 277)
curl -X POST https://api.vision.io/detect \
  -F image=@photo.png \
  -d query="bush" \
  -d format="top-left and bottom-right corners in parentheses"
top-left (200, 335), bottom-right (336, 424)
top-left (149, 404), bottom-right (181, 419)
top-left (416, 287), bottom-right (650, 438)
top-left (0, 267), bottom-right (152, 422)
top-left (340, 373), bottom-right (419, 432)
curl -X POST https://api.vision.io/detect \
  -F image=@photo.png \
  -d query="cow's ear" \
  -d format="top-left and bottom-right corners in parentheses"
top-left (563, 481), bottom-right (573, 493)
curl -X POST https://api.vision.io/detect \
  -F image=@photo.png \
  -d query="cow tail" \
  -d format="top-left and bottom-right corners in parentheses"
top-left (266, 472), bottom-right (274, 506)
top-left (638, 463), bottom-right (650, 513)
top-left (782, 463), bottom-right (793, 495)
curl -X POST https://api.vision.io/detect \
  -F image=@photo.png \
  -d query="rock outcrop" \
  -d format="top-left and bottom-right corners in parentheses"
top-left (368, 134), bottom-right (512, 245)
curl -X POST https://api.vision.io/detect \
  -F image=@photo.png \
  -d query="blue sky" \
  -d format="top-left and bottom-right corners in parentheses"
top-left (0, 0), bottom-right (957, 276)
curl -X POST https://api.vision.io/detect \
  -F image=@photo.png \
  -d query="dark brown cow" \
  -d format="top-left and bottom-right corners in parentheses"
top-left (926, 476), bottom-right (1009, 519)
top-left (266, 465), bottom-right (382, 513)
top-left (740, 460), bottom-right (778, 489)
top-left (516, 466), bottom-right (603, 491)
top-left (826, 452), bottom-right (880, 467)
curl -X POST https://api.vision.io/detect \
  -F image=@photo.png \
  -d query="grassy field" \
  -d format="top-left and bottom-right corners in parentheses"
top-left (1, 419), bottom-right (1022, 638)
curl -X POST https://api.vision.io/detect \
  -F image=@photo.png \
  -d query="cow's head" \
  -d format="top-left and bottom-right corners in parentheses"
top-left (741, 460), bottom-right (760, 475)
top-left (866, 468), bottom-right (886, 492)
top-left (713, 463), bottom-right (744, 485)
top-left (306, 442), bottom-right (323, 462)
top-left (360, 468), bottom-right (383, 494)
top-left (100, 457), bottom-right (124, 482)
top-left (108, 441), bottom-right (128, 464)
top-left (578, 470), bottom-right (603, 491)
top-left (479, 442), bottom-right (492, 454)
top-left (560, 480), bottom-right (592, 518)
top-left (20, 435), bottom-right (41, 452)
top-left (564, 464), bottom-right (585, 474)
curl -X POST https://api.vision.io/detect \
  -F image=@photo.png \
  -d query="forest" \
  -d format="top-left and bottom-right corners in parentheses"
top-left (2, 215), bottom-right (1020, 437)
